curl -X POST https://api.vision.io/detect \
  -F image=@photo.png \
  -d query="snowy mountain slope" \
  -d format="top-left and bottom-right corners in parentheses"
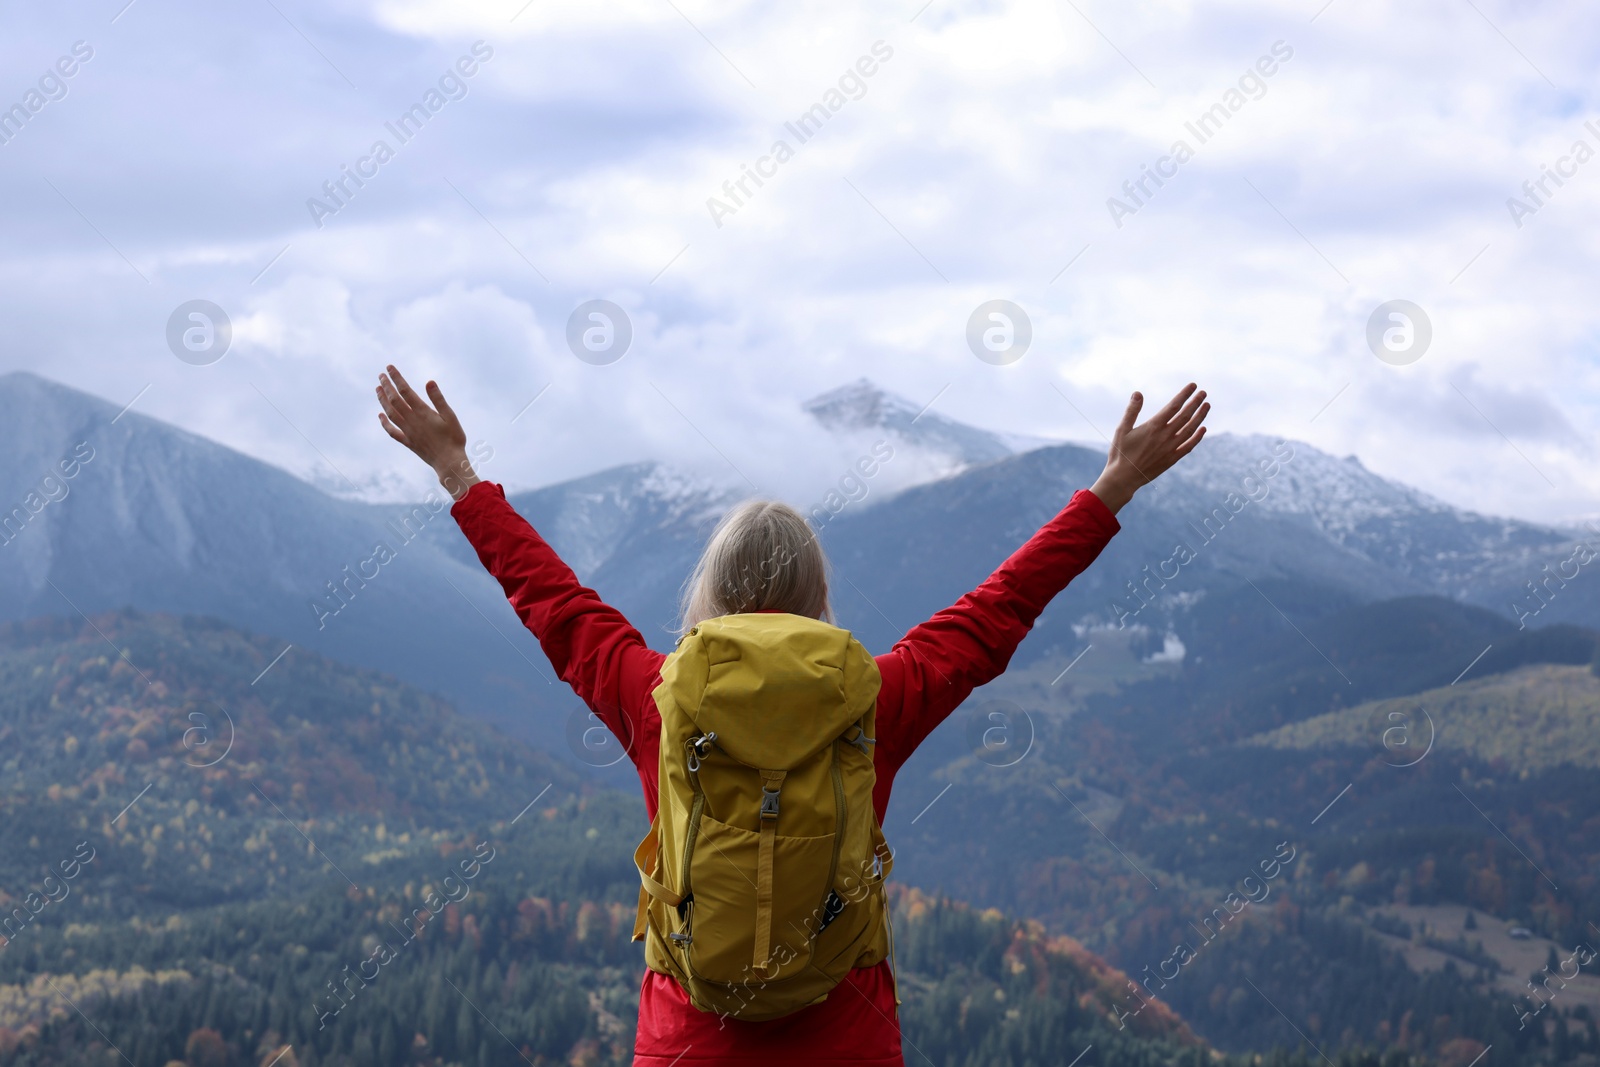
top-left (803, 378), bottom-right (1021, 469)
top-left (819, 425), bottom-right (1588, 669)
top-left (0, 371), bottom-right (560, 737)
top-left (0, 371), bottom-right (1589, 755)
top-left (1141, 432), bottom-right (1580, 613)
top-left (425, 459), bottom-right (740, 649)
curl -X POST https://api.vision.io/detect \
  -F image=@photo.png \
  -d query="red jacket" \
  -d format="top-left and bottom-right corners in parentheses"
top-left (450, 481), bottom-right (1121, 1066)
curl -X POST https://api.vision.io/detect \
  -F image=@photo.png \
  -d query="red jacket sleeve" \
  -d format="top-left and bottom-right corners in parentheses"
top-left (450, 481), bottom-right (664, 765)
top-left (872, 489), bottom-right (1120, 798)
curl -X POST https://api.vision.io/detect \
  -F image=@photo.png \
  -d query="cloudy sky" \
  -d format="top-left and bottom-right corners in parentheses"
top-left (0, 0), bottom-right (1594, 523)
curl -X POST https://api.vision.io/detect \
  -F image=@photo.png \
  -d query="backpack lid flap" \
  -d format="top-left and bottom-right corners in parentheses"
top-left (660, 613), bottom-right (880, 770)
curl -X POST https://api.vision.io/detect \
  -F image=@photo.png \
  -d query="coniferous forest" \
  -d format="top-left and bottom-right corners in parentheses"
top-left (3, 608), bottom-right (1598, 1067)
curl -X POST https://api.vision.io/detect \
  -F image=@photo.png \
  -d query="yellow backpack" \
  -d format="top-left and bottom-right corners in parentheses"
top-left (631, 612), bottom-right (896, 1021)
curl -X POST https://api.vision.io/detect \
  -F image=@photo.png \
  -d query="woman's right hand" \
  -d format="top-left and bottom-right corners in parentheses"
top-left (376, 365), bottom-right (481, 500)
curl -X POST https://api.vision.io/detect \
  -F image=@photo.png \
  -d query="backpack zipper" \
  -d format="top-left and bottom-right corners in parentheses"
top-left (675, 734), bottom-right (712, 965)
top-left (824, 741), bottom-right (846, 910)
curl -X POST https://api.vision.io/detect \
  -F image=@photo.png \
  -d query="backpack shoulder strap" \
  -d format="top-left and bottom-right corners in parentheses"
top-left (633, 817), bottom-right (683, 913)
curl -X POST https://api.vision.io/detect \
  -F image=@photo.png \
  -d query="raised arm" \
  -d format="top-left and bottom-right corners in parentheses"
top-left (376, 367), bottom-right (663, 758)
top-left (874, 384), bottom-right (1209, 778)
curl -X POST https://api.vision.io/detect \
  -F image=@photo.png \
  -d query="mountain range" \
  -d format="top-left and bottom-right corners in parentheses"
top-left (5, 370), bottom-right (1600, 1062)
top-left (1, 370), bottom-right (1591, 751)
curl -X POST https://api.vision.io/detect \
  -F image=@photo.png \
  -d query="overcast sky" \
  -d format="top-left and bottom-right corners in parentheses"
top-left (0, 0), bottom-right (1594, 523)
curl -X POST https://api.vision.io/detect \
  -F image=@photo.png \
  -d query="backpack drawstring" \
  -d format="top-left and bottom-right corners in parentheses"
top-left (843, 724), bottom-right (875, 757)
top-left (686, 731), bottom-right (717, 773)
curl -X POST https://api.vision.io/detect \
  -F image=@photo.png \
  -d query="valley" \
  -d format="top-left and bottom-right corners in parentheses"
top-left (2, 370), bottom-right (1598, 1065)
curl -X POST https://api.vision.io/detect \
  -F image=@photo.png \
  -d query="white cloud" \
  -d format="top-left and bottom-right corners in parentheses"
top-left (0, 0), bottom-right (1595, 522)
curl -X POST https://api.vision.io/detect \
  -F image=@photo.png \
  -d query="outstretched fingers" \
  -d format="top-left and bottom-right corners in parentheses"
top-left (426, 380), bottom-right (459, 429)
top-left (1115, 391), bottom-right (1144, 439)
top-left (377, 411), bottom-right (408, 445)
top-left (1153, 382), bottom-right (1198, 425)
top-left (1167, 387), bottom-right (1206, 431)
top-left (376, 377), bottom-right (410, 427)
top-left (386, 364), bottom-right (427, 412)
top-left (1172, 398), bottom-right (1210, 442)
top-left (1174, 425), bottom-right (1207, 458)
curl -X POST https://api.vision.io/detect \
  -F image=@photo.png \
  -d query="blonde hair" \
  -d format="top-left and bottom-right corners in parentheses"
top-left (679, 500), bottom-right (833, 632)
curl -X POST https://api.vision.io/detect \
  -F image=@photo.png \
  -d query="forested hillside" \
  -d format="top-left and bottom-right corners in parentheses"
top-left (0, 611), bottom-right (1226, 1067)
top-left (5, 583), bottom-right (1600, 1064)
top-left (884, 596), bottom-right (1600, 1061)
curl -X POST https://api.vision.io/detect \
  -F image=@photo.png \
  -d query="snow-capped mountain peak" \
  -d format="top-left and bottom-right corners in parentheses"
top-left (802, 379), bottom-right (1035, 471)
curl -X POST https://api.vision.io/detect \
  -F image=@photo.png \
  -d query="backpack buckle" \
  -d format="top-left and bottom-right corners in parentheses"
top-left (760, 788), bottom-right (781, 820)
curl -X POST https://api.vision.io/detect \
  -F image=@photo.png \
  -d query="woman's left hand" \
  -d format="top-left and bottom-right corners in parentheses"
top-left (376, 364), bottom-right (481, 500)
